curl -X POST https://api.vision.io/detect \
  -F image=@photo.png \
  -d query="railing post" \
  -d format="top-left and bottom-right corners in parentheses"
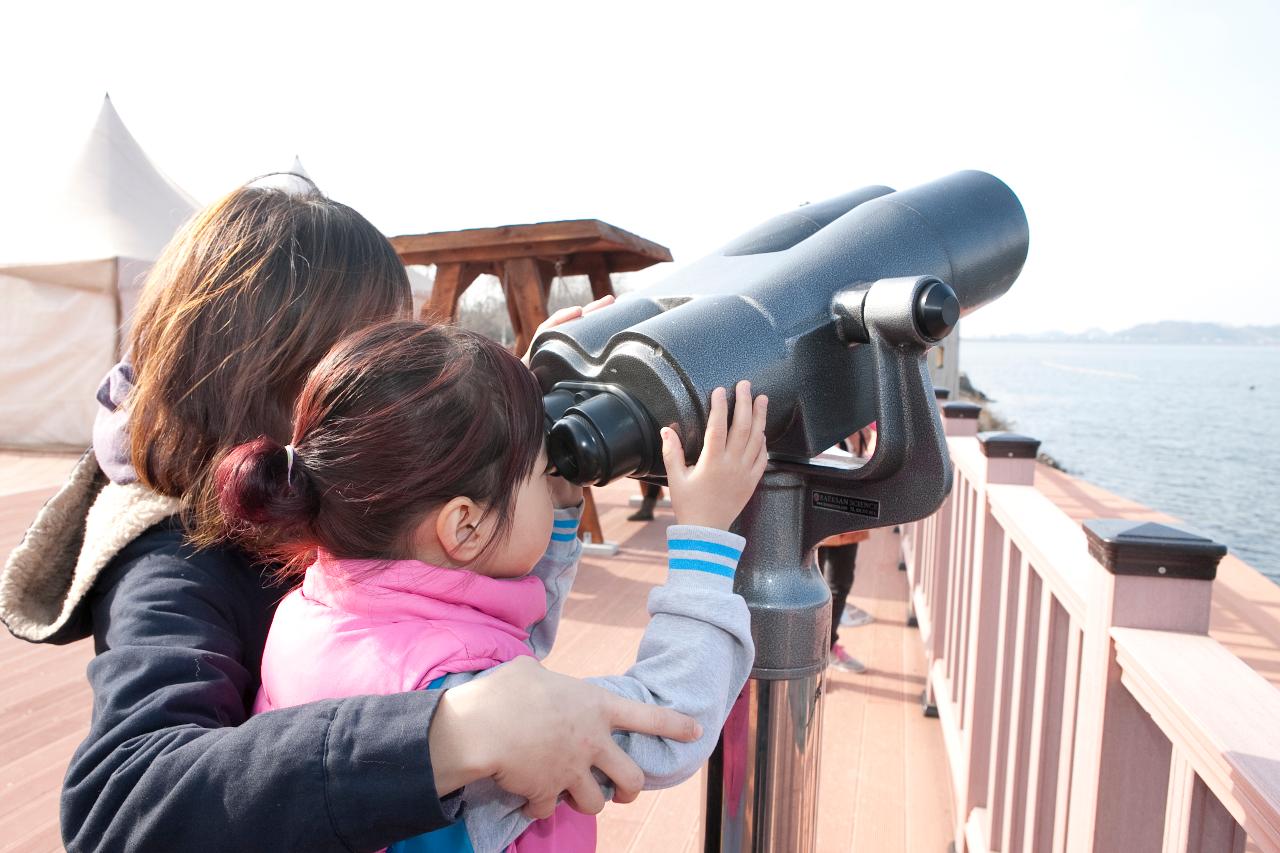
top-left (954, 432), bottom-right (1039, 851)
top-left (919, 400), bottom-right (983, 715)
top-left (1065, 520), bottom-right (1227, 853)
top-left (900, 388), bottom-right (952, 581)
top-left (902, 387), bottom-right (958, 627)
top-left (942, 400), bottom-right (980, 436)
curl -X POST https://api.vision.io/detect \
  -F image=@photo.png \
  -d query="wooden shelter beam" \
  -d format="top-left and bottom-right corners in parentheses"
top-left (578, 253), bottom-right (616, 302)
top-left (420, 262), bottom-right (482, 323)
top-left (501, 257), bottom-right (550, 356)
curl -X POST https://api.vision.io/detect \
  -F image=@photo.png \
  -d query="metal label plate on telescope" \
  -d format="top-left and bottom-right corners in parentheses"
top-left (811, 491), bottom-right (881, 519)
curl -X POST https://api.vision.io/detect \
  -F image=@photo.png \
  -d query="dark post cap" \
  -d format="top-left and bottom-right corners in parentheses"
top-left (934, 388), bottom-right (952, 400)
top-left (941, 401), bottom-right (982, 420)
top-left (977, 431), bottom-right (1041, 459)
top-left (1083, 520), bottom-right (1227, 580)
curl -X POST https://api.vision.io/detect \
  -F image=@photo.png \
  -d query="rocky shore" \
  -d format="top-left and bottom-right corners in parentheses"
top-left (957, 371), bottom-right (1068, 472)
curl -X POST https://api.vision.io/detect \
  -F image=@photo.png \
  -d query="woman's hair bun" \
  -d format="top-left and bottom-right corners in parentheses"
top-left (215, 436), bottom-right (319, 532)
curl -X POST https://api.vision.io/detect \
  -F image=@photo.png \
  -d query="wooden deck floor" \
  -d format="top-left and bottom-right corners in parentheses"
top-left (0, 456), bottom-right (955, 853)
top-left (0, 474), bottom-right (94, 853)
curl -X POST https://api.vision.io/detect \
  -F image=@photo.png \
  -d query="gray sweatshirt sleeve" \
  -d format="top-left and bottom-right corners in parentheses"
top-left (587, 524), bottom-right (755, 789)
top-left (525, 503), bottom-right (583, 659)
top-left (459, 524), bottom-right (754, 852)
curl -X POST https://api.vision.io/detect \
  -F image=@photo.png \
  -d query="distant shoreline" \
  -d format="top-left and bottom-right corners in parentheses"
top-left (964, 320), bottom-right (1279, 346)
top-left (966, 338), bottom-right (1279, 346)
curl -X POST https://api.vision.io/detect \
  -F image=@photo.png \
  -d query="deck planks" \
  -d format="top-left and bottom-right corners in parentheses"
top-left (4, 451), bottom-right (1277, 850)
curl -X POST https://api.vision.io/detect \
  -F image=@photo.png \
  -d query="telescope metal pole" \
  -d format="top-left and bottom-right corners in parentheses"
top-left (704, 466), bottom-right (832, 852)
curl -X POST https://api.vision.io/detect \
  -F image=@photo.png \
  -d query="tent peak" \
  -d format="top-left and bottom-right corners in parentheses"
top-left (0, 97), bottom-right (199, 267)
top-left (251, 157), bottom-right (319, 195)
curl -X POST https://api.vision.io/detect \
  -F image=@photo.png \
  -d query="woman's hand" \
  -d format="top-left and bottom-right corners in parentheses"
top-left (521, 295), bottom-right (615, 367)
top-left (661, 381), bottom-right (768, 530)
top-left (427, 656), bottom-right (701, 818)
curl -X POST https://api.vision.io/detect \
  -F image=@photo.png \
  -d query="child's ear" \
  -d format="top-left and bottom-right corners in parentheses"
top-left (436, 496), bottom-right (489, 564)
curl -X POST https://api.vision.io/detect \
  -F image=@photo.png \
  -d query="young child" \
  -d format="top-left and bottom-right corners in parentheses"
top-left (216, 319), bottom-right (768, 852)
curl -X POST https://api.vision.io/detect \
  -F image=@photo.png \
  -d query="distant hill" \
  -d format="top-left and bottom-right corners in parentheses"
top-left (970, 321), bottom-right (1280, 345)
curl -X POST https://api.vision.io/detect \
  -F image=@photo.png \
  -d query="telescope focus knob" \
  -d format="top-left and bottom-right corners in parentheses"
top-left (914, 279), bottom-right (961, 342)
top-left (833, 276), bottom-right (960, 347)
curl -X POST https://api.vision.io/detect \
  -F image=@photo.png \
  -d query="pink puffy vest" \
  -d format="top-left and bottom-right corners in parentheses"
top-left (254, 552), bottom-right (595, 852)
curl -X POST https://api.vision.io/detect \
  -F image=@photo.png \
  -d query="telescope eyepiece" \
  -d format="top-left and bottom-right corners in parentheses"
top-left (545, 385), bottom-right (656, 486)
top-left (548, 413), bottom-right (604, 484)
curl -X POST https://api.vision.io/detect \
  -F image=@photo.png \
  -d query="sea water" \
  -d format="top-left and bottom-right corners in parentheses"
top-left (959, 342), bottom-right (1280, 583)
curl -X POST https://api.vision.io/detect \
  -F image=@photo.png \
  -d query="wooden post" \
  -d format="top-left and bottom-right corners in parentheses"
top-left (579, 253), bottom-right (616, 302)
top-left (941, 400), bottom-right (981, 437)
top-left (921, 401), bottom-right (983, 714)
top-left (579, 488), bottom-right (606, 549)
top-left (902, 388), bottom-right (955, 625)
top-left (1065, 520), bottom-right (1226, 853)
top-left (500, 258), bottom-right (550, 356)
top-left (953, 432), bottom-right (1039, 853)
top-left (536, 260), bottom-right (558, 300)
top-left (421, 262), bottom-right (481, 323)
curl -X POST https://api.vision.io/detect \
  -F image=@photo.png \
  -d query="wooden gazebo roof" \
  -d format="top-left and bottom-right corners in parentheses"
top-left (389, 219), bottom-right (672, 275)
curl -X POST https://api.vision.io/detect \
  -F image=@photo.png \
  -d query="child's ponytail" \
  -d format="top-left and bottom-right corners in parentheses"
top-left (216, 436), bottom-right (320, 547)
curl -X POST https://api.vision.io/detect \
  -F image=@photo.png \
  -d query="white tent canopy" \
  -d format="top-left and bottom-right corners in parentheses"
top-left (0, 95), bottom-right (198, 448)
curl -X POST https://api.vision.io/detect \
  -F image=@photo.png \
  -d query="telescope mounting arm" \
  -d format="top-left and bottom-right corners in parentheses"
top-left (773, 275), bottom-right (959, 554)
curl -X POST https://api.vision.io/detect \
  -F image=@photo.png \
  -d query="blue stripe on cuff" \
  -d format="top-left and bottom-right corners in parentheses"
top-left (669, 558), bottom-right (737, 579)
top-left (551, 532), bottom-right (578, 542)
top-left (553, 518), bottom-right (579, 529)
top-left (668, 539), bottom-right (743, 560)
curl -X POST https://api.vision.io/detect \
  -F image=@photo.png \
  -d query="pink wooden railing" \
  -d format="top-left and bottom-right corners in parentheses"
top-left (900, 401), bottom-right (1280, 853)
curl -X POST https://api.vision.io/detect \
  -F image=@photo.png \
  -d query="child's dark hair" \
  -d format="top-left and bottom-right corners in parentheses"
top-left (215, 320), bottom-right (546, 571)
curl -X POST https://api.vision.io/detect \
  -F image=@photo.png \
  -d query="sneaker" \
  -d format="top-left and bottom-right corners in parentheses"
top-left (840, 605), bottom-right (875, 628)
top-left (829, 644), bottom-right (867, 673)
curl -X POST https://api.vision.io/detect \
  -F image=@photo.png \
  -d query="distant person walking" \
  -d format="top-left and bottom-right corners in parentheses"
top-left (628, 482), bottom-right (664, 521)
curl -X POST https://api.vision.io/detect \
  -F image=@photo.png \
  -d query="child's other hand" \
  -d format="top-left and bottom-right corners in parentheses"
top-left (522, 295), bottom-right (615, 366)
top-left (661, 381), bottom-right (768, 530)
top-left (549, 475), bottom-right (582, 509)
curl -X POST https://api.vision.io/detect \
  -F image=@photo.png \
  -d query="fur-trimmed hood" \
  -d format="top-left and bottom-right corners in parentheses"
top-left (0, 453), bottom-right (183, 643)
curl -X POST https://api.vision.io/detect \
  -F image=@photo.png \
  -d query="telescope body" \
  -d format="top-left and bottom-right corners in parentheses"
top-left (531, 170), bottom-right (1029, 484)
top-left (530, 172), bottom-right (1030, 853)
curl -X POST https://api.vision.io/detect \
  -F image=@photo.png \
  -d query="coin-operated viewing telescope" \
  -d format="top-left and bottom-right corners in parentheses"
top-left (529, 170), bottom-right (1029, 852)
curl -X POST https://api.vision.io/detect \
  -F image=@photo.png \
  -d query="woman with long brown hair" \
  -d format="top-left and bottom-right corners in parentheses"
top-left (0, 180), bottom-right (697, 852)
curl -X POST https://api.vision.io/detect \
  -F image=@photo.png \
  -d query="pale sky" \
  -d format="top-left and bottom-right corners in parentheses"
top-left (3, 0), bottom-right (1277, 337)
